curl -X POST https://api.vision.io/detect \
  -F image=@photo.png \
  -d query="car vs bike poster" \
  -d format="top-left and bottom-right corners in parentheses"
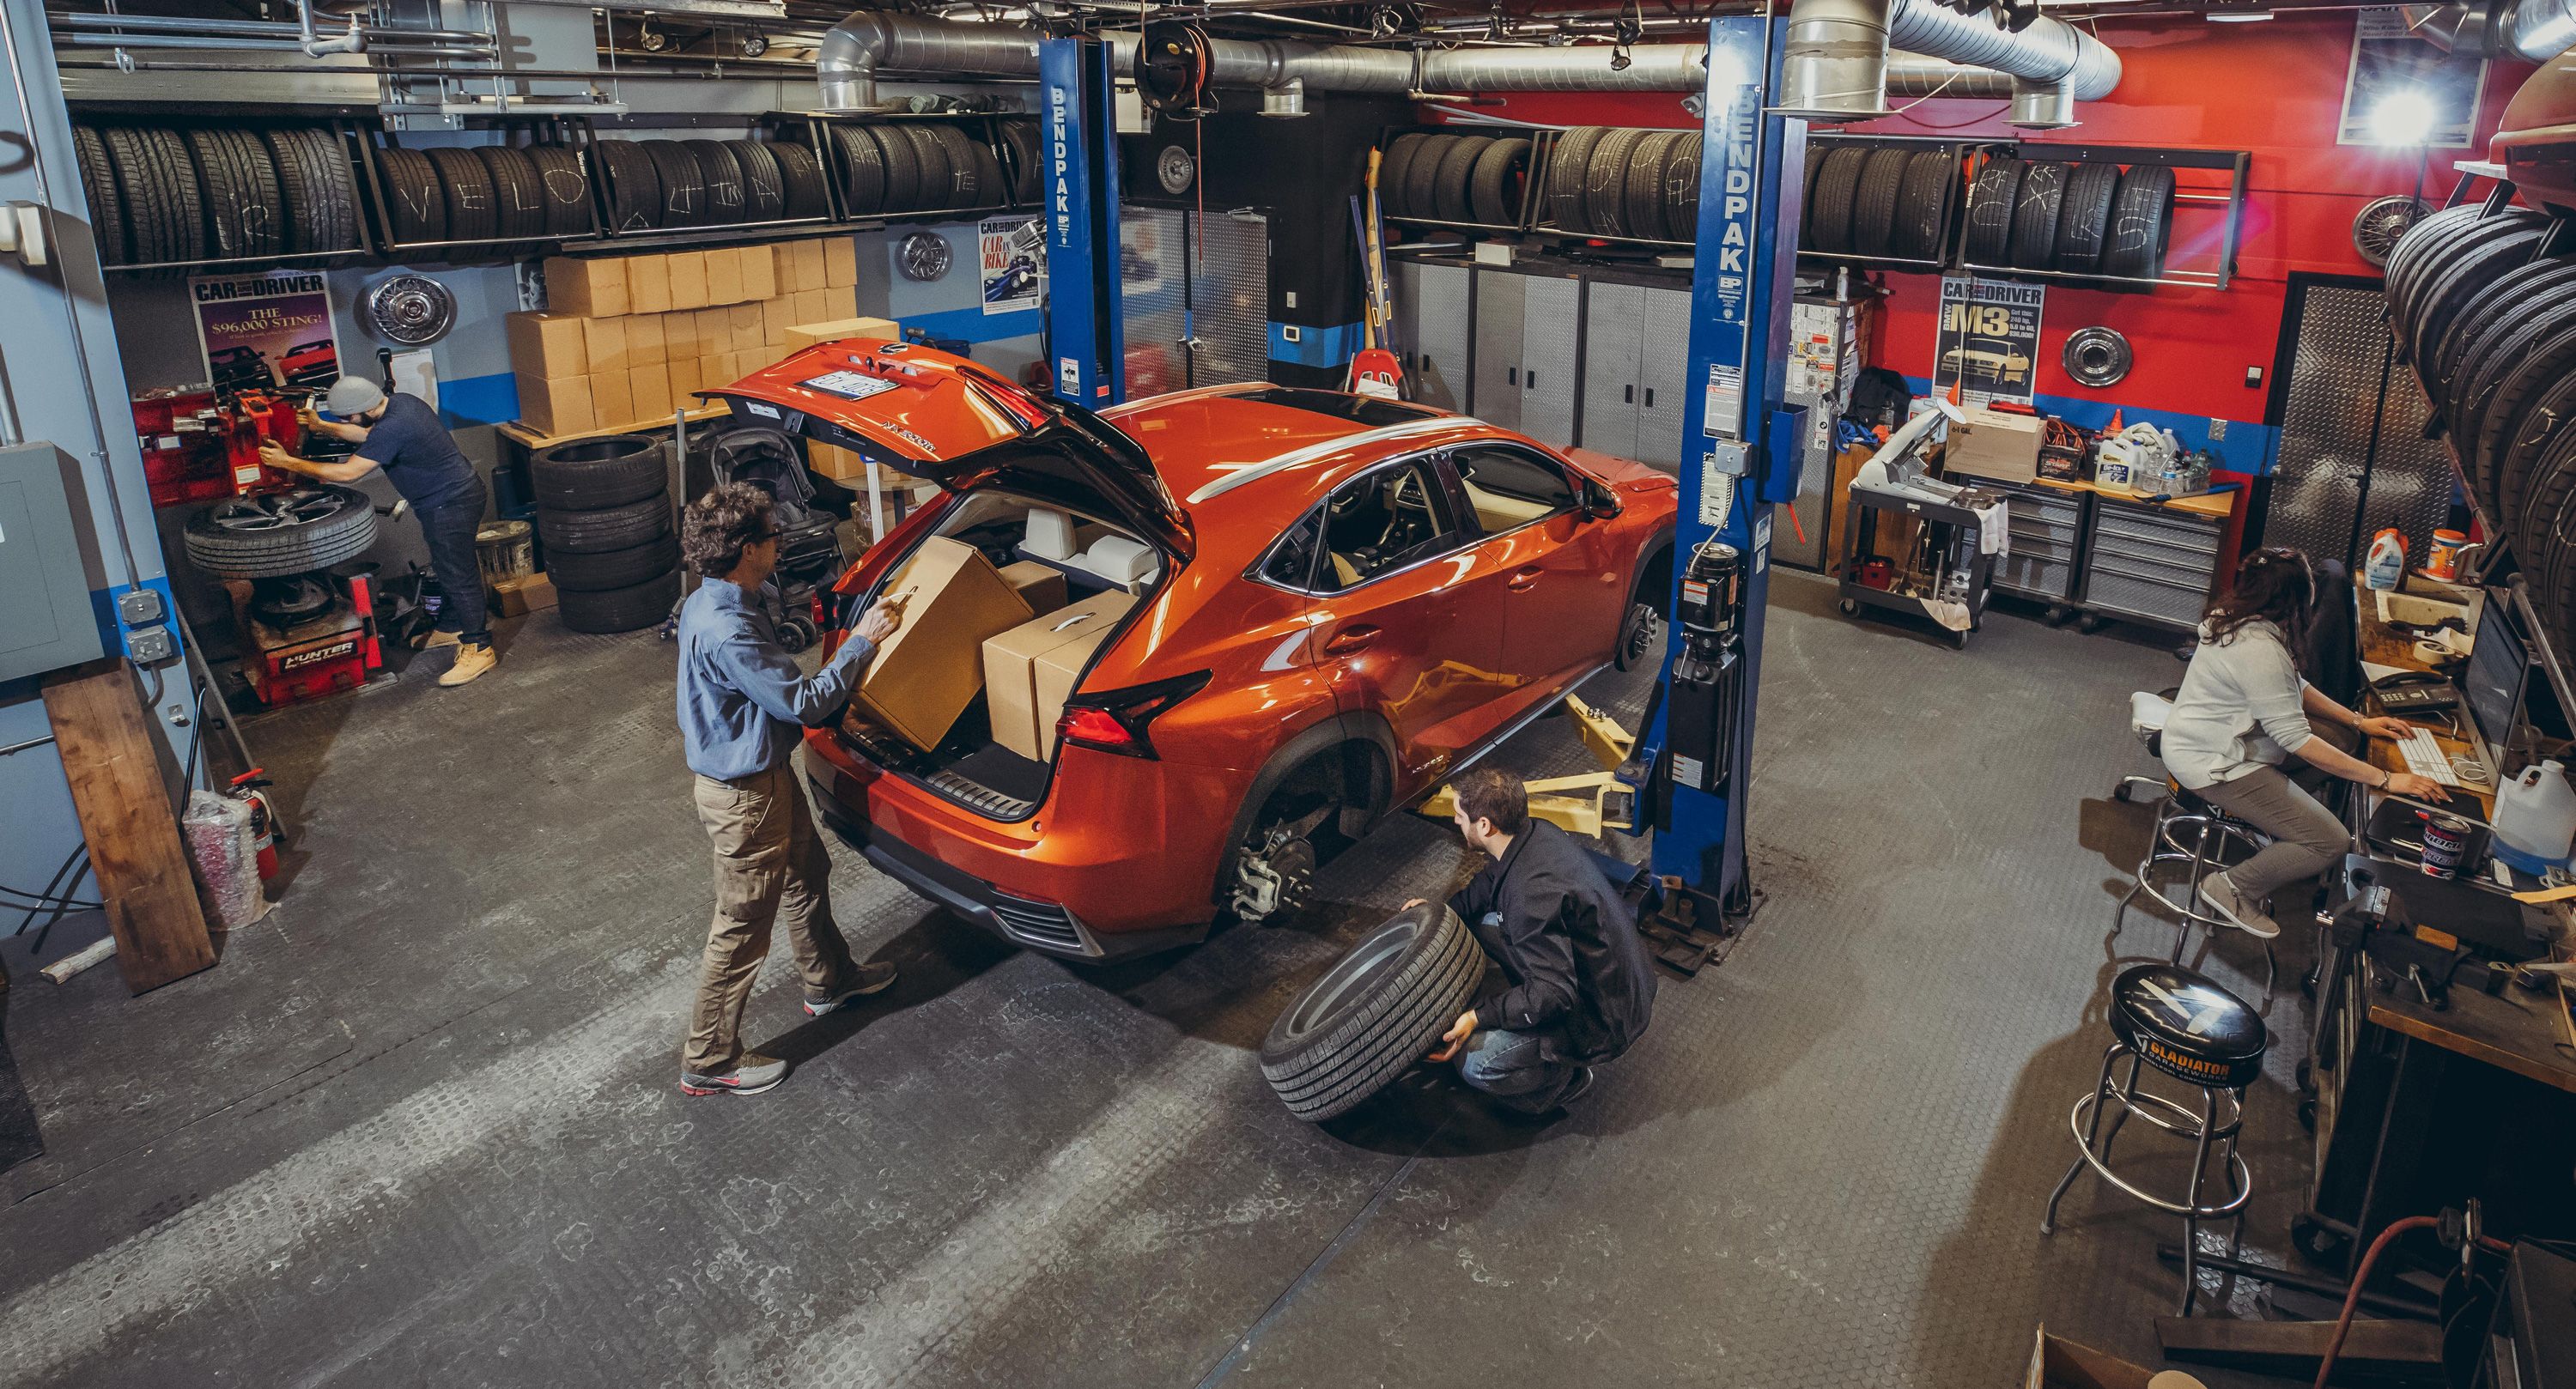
top-left (979, 216), bottom-right (1044, 316)
top-left (1932, 275), bottom-right (2044, 409)
top-left (191, 270), bottom-right (343, 397)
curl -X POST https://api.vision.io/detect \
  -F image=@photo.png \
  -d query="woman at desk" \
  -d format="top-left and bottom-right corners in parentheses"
top-left (2164, 547), bottom-right (2450, 939)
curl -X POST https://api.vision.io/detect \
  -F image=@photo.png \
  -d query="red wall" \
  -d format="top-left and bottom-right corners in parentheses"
top-left (1453, 15), bottom-right (2534, 456)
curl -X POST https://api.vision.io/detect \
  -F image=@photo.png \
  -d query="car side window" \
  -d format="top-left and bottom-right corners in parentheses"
top-left (1317, 459), bottom-right (1463, 592)
top-left (1259, 509), bottom-right (1324, 590)
top-left (1449, 445), bottom-right (1578, 534)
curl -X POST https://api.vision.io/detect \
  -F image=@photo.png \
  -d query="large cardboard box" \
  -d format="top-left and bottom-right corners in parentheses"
top-left (627, 253), bottom-right (672, 315)
top-left (730, 302), bottom-right (765, 355)
top-left (582, 316), bottom-right (629, 375)
top-left (809, 441), bottom-right (869, 482)
top-left (706, 246), bottom-right (744, 306)
top-left (589, 369), bottom-right (635, 428)
top-left (786, 316), bottom-right (900, 354)
top-left (700, 355), bottom-right (733, 391)
top-left (794, 240), bottom-right (828, 293)
top-left (492, 569), bottom-right (557, 617)
top-left (545, 257), bottom-right (627, 318)
top-left (792, 288), bottom-right (829, 329)
top-left (663, 308), bottom-right (702, 361)
top-left (516, 374), bottom-right (594, 437)
top-left (629, 364), bottom-right (673, 426)
top-left (667, 357), bottom-right (703, 407)
top-left (857, 537), bottom-right (1035, 749)
top-left (626, 312), bottom-right (666, 367)
top-left (741, 245), bottom-right (776, 301)
top-left (762, 298), bottom-right (792, 348)
top-left (506, 312), bottom-right (587, 379)
top-left (665, 250), bottom-right (709, 310)
top-left (1944, 406), bottom-right (2045, 486)
top-left (823, 236), bottom-right (856, 288)
top-left (999, 559), bottom-right (1067, 614)
top-left (1029, 591), bottom-right (1139, 760)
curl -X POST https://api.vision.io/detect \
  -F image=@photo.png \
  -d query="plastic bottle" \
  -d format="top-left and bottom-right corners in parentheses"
top-left (2363, 528), bottom-right (2407, 591)
top-left (2492, 759), bottom-right (2576, 871)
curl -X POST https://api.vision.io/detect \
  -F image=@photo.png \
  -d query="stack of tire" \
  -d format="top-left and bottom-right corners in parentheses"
top-left (372, 141), bottom-right (597, 251)
top-left (1381, 130), bottom-right (1536, 229)
top-left (531, 434), bottom-right (680, 634)
top-left (1959, 155), bottom-right (2175, 279)
top-left (818, 122), bottom-right (1006, 221)
top-left (2380, 206), bottom-right (2576, 652)
top-left (1528, 127), bottom-right (1700, 242)
top-left (999, 118), bottom-right (1041, 205)
top-left (592, 136), bottom-right (830, 235)
top-left (1801, 145), bottom-right (1956, 262)
top-left (74, 123), bottom-right (363, 270)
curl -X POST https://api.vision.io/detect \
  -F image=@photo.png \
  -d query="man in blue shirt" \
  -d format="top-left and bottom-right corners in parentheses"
top-left (258, 376), bottom-right (498, 687)
top-left (674, 481), bottom-right (903, 1096)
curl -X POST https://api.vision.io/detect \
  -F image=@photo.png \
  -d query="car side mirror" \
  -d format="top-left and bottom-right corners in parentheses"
top-left (1582, 481), bottom-right (1622, 520)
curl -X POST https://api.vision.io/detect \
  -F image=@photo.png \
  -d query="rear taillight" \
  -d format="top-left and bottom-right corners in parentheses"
top-left (1056, 670), bottom-right (1210, 761)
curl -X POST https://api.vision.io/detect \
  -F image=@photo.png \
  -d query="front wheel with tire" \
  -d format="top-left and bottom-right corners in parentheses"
top-left (1259, 902), bottom-right (1485, 1123)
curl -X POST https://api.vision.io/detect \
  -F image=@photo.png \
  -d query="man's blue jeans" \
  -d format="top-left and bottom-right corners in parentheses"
top-left (1454, 1028), bottom-right (1580, 1113)
top-left (415, 479), bottom-right (489, 646)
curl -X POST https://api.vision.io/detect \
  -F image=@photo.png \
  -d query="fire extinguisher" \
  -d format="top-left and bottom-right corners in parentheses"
top-left (228, 769), bottom-right (284, 880)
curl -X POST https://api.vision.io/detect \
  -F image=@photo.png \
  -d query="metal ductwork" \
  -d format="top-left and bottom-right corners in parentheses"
top-left (2405, 0), bottom-right (2576, 62)
top-left (1779, 0), bottom-right (2119, 128)
top-left (816, 10), bottom-right (2087, 117)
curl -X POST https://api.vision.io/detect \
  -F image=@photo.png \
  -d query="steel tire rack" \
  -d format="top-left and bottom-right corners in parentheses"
top-left (353, 113), bottom-right (603, 259)
top-left (1791, 130), bottom-right (1965, 274)
top-left (562, 113), bottom-right (841, 253)
top-left (1375, 123), bottom-right (1558, 243)
top-left (803, 111), bottom-right (1034, 229)
top-left (63, 107), bottom-right (379, 276)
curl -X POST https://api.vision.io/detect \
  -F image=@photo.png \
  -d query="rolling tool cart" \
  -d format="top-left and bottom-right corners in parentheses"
top-left (1837, 489), bottom-right (1999, 650)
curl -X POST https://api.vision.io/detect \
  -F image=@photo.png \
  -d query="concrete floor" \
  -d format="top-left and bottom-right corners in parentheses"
top-left (0, 572), bottom-right (2319, 1387)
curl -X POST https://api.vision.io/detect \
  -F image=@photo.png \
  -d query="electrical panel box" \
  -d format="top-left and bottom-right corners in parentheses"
top-left (0, 442), bottom-right (108, 682)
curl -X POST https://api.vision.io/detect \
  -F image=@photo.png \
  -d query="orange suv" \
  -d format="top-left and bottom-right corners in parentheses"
top-left (710, 343), bottom-right (1678, 959)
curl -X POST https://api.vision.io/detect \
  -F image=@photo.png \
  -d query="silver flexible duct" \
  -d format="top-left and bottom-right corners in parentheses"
top-left (1779, 0), bottom-right (2117, 125)
top-left (2407, 0), bottom-right (2576, 61)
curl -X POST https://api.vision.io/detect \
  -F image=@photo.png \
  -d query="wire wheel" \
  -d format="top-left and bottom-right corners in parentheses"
top-left (2352, 194), bottom-right (2427, 269)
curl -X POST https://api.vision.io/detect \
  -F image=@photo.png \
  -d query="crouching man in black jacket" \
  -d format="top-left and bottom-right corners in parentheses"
top-left (1406, 767), bottom-right (1658, 1114)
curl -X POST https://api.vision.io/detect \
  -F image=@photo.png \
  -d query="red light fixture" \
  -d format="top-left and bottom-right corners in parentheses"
top-left (1057, 670), bottom-right (1212, 760)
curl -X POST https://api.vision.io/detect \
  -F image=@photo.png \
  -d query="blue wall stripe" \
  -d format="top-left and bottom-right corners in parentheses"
top-left (1899, 375), bottom-right (2280, 476)
top-left (440, 372), bottom-right (519, 429)
top-left (1269, 321), bottom-right (1364, 370)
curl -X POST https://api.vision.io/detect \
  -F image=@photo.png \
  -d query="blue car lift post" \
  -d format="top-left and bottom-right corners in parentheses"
top-left (1632, 17), bottom-right (1810, 937)
top-left (1039, 34), bottom-right (1125, 408)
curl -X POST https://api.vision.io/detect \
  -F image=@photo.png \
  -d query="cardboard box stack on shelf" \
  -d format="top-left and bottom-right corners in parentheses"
top-left (507, 239), bottom-right (869, 439)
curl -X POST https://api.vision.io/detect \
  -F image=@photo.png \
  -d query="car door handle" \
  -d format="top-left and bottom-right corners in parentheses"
top-left (1323, 625), bottom-right (1381, 654)
top-left (1508, 567), bottom-right (1544, 591)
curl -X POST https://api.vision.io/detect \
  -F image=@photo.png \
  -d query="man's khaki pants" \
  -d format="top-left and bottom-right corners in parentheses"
top-left (685, 763), bottom-right (859, 1076)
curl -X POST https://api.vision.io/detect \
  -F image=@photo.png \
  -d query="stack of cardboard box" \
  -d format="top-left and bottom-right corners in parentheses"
top-left (506, 238), bottom-right (872, 439)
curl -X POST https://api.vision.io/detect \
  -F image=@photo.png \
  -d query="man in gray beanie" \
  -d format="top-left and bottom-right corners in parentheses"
top-left (259, 376), bottom-right (497, 687)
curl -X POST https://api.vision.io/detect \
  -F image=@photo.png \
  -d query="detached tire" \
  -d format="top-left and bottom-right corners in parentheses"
top-left (538, 494), bottom-right (670, 554)
top-left (1849, 147), bottom-right (1913, 258)
top-left (2101, 165), bottom-right (2178, 281)
top-left (1963, 156), bottom-right (2024, 264)
top-left (2009, 161), bottom-right (2070, 270)
top-left (531, 434), bottom-right (668, 511)
top-left (1259, 902), bottom-right (1483, 1124)
top-left (772, 139), bottom-right (831, 219)
top-left (558, 570), bottom-right (682, 635)
top-left (549, 534), bottom-right (679, 591)
top-left (184, 485), bottom-right (378, 579)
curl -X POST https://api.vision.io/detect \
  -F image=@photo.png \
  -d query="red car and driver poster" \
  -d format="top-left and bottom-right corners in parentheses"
top-left (191, 270), bottom-right (343, 397)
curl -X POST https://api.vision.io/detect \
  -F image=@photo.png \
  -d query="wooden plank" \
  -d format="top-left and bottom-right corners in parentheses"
top-left (39, 658), bottom-right (216, 993)
top-left (495, 403), bottom-right (726, 452)
top-left (2367, 989), bottom-right (2576, 1094)
top-left (2155, 1315), bottom-right (2441, 1382)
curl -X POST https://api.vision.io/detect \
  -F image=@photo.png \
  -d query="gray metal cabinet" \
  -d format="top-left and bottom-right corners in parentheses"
top-left (1518, 276), bottom-right (1582, 448)
top-left (1470, 270), bottom-right (1523, 431)
top-left (2080, 495), bottom-right (2225, 629)
top-left (1395, 260), bottom-right (1471, 413)
top-left (1580, 282), bottom-right (1644, 458)
top-left (1984, 479), bottom-right (2086, 604)
top-left (1636, 287), bottom-right (1692, 465)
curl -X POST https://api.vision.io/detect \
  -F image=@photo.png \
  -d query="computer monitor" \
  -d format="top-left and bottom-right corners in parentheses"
top-left (2464, 594), bottom-right (2532, 764)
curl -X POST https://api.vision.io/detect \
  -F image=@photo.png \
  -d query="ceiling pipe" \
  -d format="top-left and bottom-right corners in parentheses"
top-left (2408, 0), bottom-right (2576, 59)
top-left (1777, 0), bottom-right (2117, 126)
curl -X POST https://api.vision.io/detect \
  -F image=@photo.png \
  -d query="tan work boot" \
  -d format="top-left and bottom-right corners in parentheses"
top-left (438, 643), bottom-right (497, 687)
top-left (422, 629), bottom-right (461, 651)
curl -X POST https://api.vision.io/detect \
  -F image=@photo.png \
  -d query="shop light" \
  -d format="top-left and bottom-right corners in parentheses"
top-left (2368, 88), bottom-right (2439, 146)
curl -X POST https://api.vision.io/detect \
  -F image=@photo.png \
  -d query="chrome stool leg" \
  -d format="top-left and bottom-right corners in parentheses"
top-left (2043, 1041), bottom-right (2124, 1234)
top-left (2039, 1040), bottom-right (2252, 1316)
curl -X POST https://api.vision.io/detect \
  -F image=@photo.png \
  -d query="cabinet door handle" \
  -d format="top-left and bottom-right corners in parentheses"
top-left (1507, 367), bottom-right (1517, 385)
top-left (1526, 371), bottom-right (1538, 391)
top-left (1644, 388), bottom-right (1655, 408)
top-left (1624, 385), bottom-right (1634, 403)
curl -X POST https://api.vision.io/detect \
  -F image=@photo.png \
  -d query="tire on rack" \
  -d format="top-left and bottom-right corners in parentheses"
top-left (473, 145), bottom-right (548, 242)
top-left (106, 126), bottom-right (204, 268)
top-left (1404, 134), bottom-right (1457, 227)
top-left (1380, 132), bottom-right (1432, 218)
top-left (969, 139), bottom-right (1003, 215)
top-left (898, 126), bottom-right (951, 213)
top-left (537, 494), bottom-right (671, 554)
top-left (1257, 901), bottom-right (1484, 1124)
top-left (1546, 127), bottom-right (1607, 233)
top-left (266, 126), bottom-right (360, 252)
top-left (374, 145), bottom-right (447, 246)
top-left (1469, 136), bottom-right (1533, 228)
top-left (1801, 145), bottom-right (1826, 248)
top-left (832, 127), bottom-right (888, 216)
top-left (2429, 262), bottom-right (2576, 408)
top-left (595, 140), bottom-right (661, 232)
top-left (1807, 145), bottom-right (1870, 255)
top-left (2394, 211), bottom-right (2542, 340)
top-left (557, 569), bottom-right (682, 636)
top-left (869, 125), bottom-right (922, 213)
top-left (1849, 147), bottom-right (1913, 258)
top-left (642, 140), bottom-right (707, 228)
top-left (523, 145), bottom-right (592, 237)
top-left (548, 534), bottom-right (680, 592)
top-left (2404, 219), bottom-right (2549, 373)
top-left (1889, 149), bottom-right (1955, 261)
top-left (1619, 131), bottom-right (1680, 242)
top-left (1963, 156), bottom-right (2024, 265)
top-left (530, 434), bottom-right (669, 512)
top-left (183, 485), bottom-right (378, 579)
top-left (930, 125), bottom-right (982, 209)
top-left (729, 141), bottom-right (785, 224)
top-left (2509, 422), bottom-right (2576, 614)
top-left (1582, 128), bottom-right (1648, 239)
top-left (771, 139), bottom-right (830, 219)
top-left (2481, 322), bottom-right (2576, 529)
top-left (2008, 160), bottom-right (2070, 271)
top-left (2100, 166), bottom-right (2177, 282)
top-left (185, 128), bottom-right (284, 263)
top-left (1431, 134), bottom-right (1495, 225)
top-left (999, 119), bottom-right (1039, 204)
top-left (683, 139), bottom-right (747, 224)
top-left (1662, 131), bottom-right (1703, 243)
top-left (74, 125), bottom-right (128, 266)
top-left (2052, 161), bottom-right (2121, 273)
top-left (2383, 203), bottom-right (2486, 308)
top-left (423, 146), bottom-right (499, 246)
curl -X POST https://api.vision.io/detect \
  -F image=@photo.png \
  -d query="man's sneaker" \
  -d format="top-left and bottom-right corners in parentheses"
top-left (680, 1053), bottom-right (787, 1096)
top-left (438, 642), bottom-right (497, 688)
top-left (422, 629), bottom-right (461, 651)
top-left (2199, 872), bottom-right (2281, 939)
top-left (805, 961), bottom-right (899, 1016)
top-left (1555, 1065), bottom-right (1597, 1108)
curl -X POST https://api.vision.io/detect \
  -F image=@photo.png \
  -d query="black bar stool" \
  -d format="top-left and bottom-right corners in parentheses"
top-left (2111, 777), bottom-right (2278, 1005)
top-left (2042, 963), bottom-right (2267, 1315)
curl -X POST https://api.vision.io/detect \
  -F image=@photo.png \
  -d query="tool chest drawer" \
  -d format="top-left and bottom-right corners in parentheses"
top-left (2081, 496), bottom-right (2222, 630)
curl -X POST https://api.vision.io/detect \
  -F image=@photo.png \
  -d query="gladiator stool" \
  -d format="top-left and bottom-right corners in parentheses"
top-left (2042, 963), bottom-right (2266, 1316)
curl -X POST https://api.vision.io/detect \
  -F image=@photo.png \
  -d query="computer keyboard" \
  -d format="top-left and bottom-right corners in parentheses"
top-left (2397, 727), bottom-right (2463, 788)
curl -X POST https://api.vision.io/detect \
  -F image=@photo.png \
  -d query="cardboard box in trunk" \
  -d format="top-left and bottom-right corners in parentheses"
top-left (983, 591), bottom-right (1137, 761)
top-left (999, 560), bottom-right (1068, 614)
top-left (1943, 407), bottom-right (2045, 485)
top-left (857, 537), bottom-right (1035, 750)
